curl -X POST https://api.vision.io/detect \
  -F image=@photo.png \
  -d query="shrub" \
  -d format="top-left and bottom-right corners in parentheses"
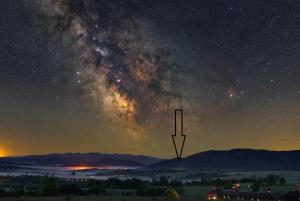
top-left (165, 188), bottom-right (180, 198)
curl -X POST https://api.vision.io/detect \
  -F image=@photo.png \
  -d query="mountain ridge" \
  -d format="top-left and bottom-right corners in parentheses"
top-left (146, 149), bottom-right (300, 170)
top-left (0, 152), bottom-right (163, 167)
top-left (1, 149), bottom-right (300, 170)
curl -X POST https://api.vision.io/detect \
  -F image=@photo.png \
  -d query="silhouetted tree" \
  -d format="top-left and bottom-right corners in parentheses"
top-left (265, 175), bottom-right (277, 185)
top-left (279, 177), bottom-right (286, 185)
top-left (151, 178), bottom-right (159, 186)
top-left (224, 182), bottom-right (233, 189)
top-left (159, 176), bottom-right (169, 186)
top-left (170, 179), bottom-right (182, 187)
top-left (40, 175), bottom-right (60, 196)
top-left (251, 182), bottom-right (260, 192)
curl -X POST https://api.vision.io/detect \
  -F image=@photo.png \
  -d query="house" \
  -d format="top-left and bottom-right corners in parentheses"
top-left (207, 188), bottom-right (279, 201)
top-left (296, 183), bottom-right (300, 192)
top-left (283, 184), bottom-right (300, 201)
top-left (284, 190), bottom-right (300, 201)
top-left (207, 188), bottom-right (222, 200)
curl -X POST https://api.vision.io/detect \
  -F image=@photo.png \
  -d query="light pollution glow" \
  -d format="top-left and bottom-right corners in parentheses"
top-left (0, 149), bottom-right (6, 157)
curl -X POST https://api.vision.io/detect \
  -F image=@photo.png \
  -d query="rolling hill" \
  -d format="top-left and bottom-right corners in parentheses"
top-left (0, 153), bottom-right (162, 167)
top-left (1, 149), bottom-right (300, 170)
top-left (146, 149), bottom-right (300, 171)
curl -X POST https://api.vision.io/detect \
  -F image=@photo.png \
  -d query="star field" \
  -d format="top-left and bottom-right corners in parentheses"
top-left (0, 0), bottom-right (299, 157)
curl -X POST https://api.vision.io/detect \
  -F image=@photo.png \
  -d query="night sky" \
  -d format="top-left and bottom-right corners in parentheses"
top-left (0, 0), bottom-right (300, 157)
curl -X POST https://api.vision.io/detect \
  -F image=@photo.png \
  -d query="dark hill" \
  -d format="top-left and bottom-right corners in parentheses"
top-left (146, 149), bottom-right (300, 171)
top-left (0, 153), bottom-right (162, 167)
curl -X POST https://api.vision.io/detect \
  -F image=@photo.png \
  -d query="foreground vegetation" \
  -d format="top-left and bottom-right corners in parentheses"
top-left (0, 196), bottom-right (201, 201)
top-left (0, 173), bottom-right (298, 200)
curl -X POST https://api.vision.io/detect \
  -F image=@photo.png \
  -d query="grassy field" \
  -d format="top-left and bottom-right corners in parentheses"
top-left (0, 186), bottom-right (208, 201)
top-left (225, 171), bottom-right (300, 184)
top-left (0, 196), bottom-right (203, 201)
top-left (180, 186), bottom-right (210, 198)
top-left (0, 184), bottom-right (295, 201)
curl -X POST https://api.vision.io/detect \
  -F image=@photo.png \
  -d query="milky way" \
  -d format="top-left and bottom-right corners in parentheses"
top-left (1, 0), bottom-right (299, 156)
top-left (33, 0), bottom-right (187, 136)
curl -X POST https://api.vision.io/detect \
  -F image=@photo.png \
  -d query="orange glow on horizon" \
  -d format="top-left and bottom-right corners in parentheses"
top-left (0, 149), bottom-right (6, 157)
top-left (68, 166), bottom-right (97, 171)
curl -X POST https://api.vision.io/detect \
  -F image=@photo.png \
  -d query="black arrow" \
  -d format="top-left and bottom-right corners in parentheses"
top-left (171, 109), bottom-right (186, 162)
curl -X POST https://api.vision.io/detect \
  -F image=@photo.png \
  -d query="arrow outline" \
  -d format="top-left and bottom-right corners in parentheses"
top-left (172, 109), bottom-right (186, 161)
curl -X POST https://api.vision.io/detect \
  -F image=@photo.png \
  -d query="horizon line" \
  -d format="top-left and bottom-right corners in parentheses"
top-left (2, 147), bottom-right (300, 158)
